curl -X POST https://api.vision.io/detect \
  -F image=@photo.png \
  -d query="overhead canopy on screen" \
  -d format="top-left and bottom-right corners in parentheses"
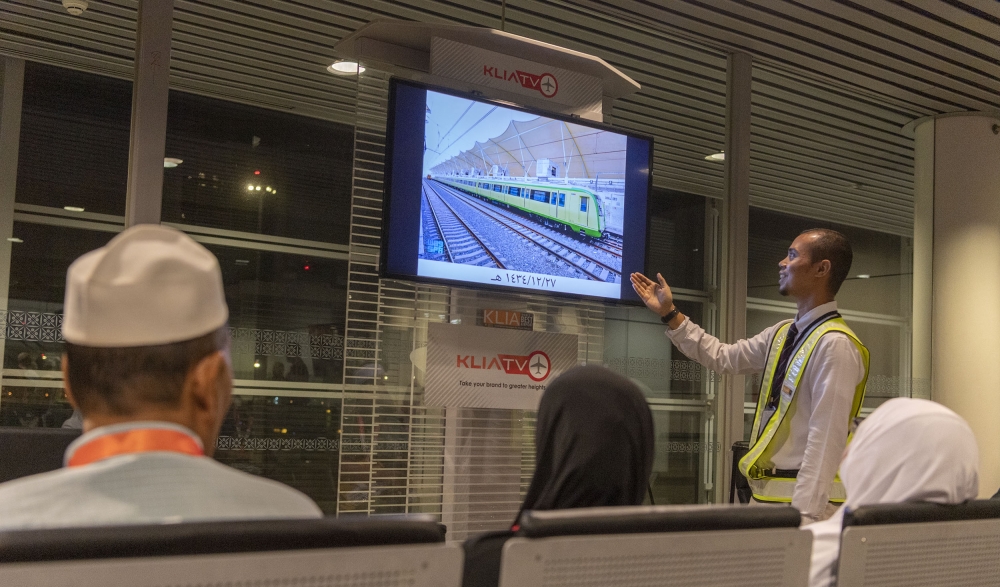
top-left (429, 116), bottom-right (627, 180)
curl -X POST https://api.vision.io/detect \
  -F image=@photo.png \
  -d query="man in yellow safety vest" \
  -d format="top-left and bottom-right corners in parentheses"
top-left (631, 229), bottom-right (869, 523)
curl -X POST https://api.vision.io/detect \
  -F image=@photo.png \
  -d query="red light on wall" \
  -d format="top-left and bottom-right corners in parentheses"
top-left (304, 265), bottom-right (311, 271)
top-left (254, 170), bottom-right (261, 175)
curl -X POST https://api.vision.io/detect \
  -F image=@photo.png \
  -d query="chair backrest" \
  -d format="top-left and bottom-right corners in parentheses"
top-left (0, 427), bottom-right (80, 483)
top-left (498, 505), bottom-right (810, 587)
top-left (837, 500), bottom-right (1000, 587)
top-left (0, 516), bottom-right (463, 587)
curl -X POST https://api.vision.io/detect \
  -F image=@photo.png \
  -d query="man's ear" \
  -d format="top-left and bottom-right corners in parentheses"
top-left (61, 354), bottom-right (79, 411)
top-left (184, 351), bottom-right (228, 416)
top-left (815, 259), bottom-right (832, 279)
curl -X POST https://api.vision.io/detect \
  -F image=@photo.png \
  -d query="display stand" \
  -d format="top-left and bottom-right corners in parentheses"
top-left (333, 20), bottom-right (640, 537)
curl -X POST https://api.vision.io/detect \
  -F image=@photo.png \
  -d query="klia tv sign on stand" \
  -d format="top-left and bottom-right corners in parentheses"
top-left (429, 37), bottom-right (603, 113)
top-left (424, 323), bottom-right (578, 410)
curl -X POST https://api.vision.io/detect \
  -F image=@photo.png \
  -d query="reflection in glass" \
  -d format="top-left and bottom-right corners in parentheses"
top-left (215, 395), bottom-right (342, 514)
top-left (162, 92), bottom-right (354, 243)
top-left (648, 408), bottom-right (705, 505)
top-left (16, 63), bottom-right (130, 216)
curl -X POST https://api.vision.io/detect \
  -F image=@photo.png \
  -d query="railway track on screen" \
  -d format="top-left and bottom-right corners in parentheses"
top-left (433, 182), bottom-right (621, 284)
top-left (423, 182), bottom-right (505, 269)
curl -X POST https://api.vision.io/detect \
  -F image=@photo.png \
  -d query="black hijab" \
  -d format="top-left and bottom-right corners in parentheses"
top-left (516, 364), bottom-right (655, 523)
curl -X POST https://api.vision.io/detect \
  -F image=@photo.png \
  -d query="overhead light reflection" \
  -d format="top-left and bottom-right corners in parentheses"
top-left (705, 151), bottom-right (725, 162)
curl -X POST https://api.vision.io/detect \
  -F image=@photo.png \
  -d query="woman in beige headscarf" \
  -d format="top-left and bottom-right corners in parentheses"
top-left (807, 397), bottom-right (979, 587)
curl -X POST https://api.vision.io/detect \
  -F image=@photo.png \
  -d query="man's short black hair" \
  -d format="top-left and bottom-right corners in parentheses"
top-left (65, 326), bottom-right (229, 416)
top-left (800, 228), bottom-right (853, 295)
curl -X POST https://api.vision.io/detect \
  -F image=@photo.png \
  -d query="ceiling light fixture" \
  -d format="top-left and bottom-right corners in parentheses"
top-left (327, 60), bottom-right (365, 75)
top-left (856, 274), bottom-right (871, 279)
top-left (64, 206), bottom-right (85, 212)
top-left (705, 151), bottom-right (725, 162)
top-left (247, 184), bottom-right (254, 191)
top-left (163, 157), bottom-right (183, 168)
top-left (7, 237), bottom-right (23, 243)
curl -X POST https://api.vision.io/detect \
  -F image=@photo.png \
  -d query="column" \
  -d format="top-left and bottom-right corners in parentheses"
top-left (0, 58), bottom-right (25, 391)
top-left (911, 113), bottom-right (1000, 497)
top-left (719, 52), bottom-right (752, 502)
top-left (124, 0), bottom-right (173, 227)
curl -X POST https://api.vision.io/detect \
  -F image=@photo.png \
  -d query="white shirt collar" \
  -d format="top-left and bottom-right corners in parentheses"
top-left (65, 421), bottom-right (204, 466)
top-left (793, 301), bottom-right (839, 332)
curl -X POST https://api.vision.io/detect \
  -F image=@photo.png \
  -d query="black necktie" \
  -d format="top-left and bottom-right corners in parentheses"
top-left (766, 322), bottom-right (799, 409)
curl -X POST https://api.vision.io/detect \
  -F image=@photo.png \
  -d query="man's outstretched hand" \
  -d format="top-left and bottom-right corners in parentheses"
top-left (630, 272), bottom-right (673, 317)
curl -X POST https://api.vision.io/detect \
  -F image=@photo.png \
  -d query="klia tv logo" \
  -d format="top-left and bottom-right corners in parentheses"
top-left (456, 350), bottom-right (552, 381)
top-left (483, 66), bottom-right (559, 98)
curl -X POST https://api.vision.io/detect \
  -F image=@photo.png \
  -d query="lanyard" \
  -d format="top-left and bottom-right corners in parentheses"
top-left (67, 427), bottom-right (204, 467)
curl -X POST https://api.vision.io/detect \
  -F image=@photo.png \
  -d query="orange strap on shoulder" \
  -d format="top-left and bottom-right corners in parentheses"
top-left (68, 428), bottom-right (203, 467)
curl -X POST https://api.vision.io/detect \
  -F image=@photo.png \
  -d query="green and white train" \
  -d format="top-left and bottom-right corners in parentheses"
top-left (432, 175), bottom-right (606, 238)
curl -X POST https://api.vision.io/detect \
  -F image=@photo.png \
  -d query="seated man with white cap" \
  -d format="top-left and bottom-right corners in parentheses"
top-left (0, 225), bottom-right (322, 529)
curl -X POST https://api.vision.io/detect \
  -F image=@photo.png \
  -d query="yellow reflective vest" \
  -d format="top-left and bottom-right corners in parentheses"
top-left (738, 314), bottom-right (869, 504)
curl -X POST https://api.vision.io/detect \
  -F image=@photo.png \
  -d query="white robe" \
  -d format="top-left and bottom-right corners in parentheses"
top-left (805, 397), bottom-right (980, 587)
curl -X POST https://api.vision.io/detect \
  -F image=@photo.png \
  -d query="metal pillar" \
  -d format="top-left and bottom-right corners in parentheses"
top-left (124, 0), bottom-right (174, 227)
top-left (718, 52), bottom-right (752, 503)
top-left (0, 57), bottom-right (25, 391)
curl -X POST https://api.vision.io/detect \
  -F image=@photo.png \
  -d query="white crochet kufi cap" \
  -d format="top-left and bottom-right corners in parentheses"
top-left (62, 224), bottom-right (228, 347)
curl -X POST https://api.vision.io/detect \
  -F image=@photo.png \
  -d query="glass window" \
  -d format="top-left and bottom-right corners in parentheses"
top-left (493, 184), bottom-right (503, 193)
top-left (604, 300), bottom-right (706, 401)
top-left (649, 408), bottom-right (708, 505)
top-left (580, 196), bottom-right (588, 212)
top-left (4, 223), bottom-right (115, 373)
top-left (16, 63), bottom-right (131, 216)
top-left (509, 186), bottom-right (520, 197)
top-left (748, 208), bottom-right (907, 315)
top-left (198, 243), bottom-right (348, 385)
top-left (215, 394), bottom-right (342, 514)
top-left (645, 189), bottom-right (708, 292)
top-left (532, 190), bottom-right (550, 203)
top-left (559, 193), bottom-right (566, 207)
top-left (161, 91), bottom-right (354, 244)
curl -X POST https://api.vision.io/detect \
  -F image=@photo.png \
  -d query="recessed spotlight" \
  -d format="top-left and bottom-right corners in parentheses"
top-left (64, 206), bottom-right (85, 212)
top-left (255, 186), bottom-right (261, 191)
top-left (327, 60), bottom-right (365, 75)
top-left (7, 237), bottom-right (23, 243)
top-left (247, 184), bottom-right (254, 191)
top-left (265, 186), bottom-right (272, 193)
top-left (705, 151), bottom-right (725, 162)
top-left (254, 361), bottom-right (261, 368)
top-left (163, 157), bottom-right (183, 168)
top-left (856, 274), bottom-right (871, 279)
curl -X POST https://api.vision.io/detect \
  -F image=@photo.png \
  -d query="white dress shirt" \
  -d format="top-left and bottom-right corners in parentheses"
top-left (666, 301), bottom-right (865, 522)
top-left (0, 421), bottom-right (323, 530)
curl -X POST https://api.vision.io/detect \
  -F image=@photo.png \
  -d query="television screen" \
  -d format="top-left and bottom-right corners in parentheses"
top-left (382, 79), bottom-right (652, 302)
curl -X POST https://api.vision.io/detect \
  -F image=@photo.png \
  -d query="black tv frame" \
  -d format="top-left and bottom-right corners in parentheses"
top-left (379, 77), bottom-right (654, 305)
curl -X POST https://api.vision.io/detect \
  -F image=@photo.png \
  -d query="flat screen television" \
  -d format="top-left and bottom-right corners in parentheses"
top-left (381, 78), bottom-right (652, 303)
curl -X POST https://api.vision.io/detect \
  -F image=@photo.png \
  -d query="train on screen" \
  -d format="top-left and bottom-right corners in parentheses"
top-left (432, 175), bottom-right (606, 238)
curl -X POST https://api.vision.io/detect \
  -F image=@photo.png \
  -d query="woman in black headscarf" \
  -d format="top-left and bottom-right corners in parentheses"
top-left (462, 365), bottom-right (655, 587)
